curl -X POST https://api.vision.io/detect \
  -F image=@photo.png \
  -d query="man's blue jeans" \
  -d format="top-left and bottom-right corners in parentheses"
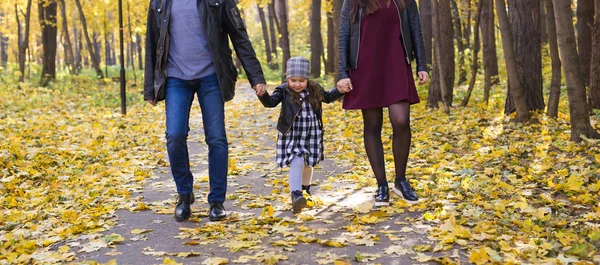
top-left (165, 74), bottom-right (227, 203)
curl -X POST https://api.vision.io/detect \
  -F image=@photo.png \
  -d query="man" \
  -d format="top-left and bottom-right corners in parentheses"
top-left (144, 0), bottom-right (266, 222)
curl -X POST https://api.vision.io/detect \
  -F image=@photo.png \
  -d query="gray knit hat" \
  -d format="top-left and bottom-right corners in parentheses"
top-left (286, 56), bottom-right (310, 79)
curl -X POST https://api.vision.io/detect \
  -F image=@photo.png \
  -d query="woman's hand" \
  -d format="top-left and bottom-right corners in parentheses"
top-left (146, 99), bottom-right (157, 106)
top-left (337, 78), bottom-right (353, 93)
top-left (418, 71), bottom-right (429, 84)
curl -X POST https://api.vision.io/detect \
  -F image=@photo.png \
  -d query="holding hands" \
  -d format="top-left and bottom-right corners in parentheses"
top-left (254, 83), bottom-right (267, 96)
top-left (336, 78), bottom-right (353, 93)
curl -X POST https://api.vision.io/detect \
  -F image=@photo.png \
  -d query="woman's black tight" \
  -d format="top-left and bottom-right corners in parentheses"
top-left (361, 102), bottom-right (411, 186)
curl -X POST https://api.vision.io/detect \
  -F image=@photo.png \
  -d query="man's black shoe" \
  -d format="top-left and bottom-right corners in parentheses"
top-left (174, 193), bottom-right (194, 222)
top-left (209, 202), bottom-right (226, 221)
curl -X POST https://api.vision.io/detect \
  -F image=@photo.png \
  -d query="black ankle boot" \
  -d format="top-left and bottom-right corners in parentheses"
top-left (291, 190), bottom-right (307, 213)
top-left (174, 193), bottom-right (194, 222)
top-left (375, 185), bottom-right (390, 206)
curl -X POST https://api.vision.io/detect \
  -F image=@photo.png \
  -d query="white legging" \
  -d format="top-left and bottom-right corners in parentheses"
top-left (289, 156), bottom-right (313, 192)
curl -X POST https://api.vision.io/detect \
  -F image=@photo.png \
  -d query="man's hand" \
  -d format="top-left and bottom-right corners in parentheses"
top-left (337, 78), bottom-right (353, 93)
top-left (418, 71), bottom-right (429, 84)
top-left (253, 83), bottom-right (266, 96)
top-left (146, 99), bottom-right (157, 106)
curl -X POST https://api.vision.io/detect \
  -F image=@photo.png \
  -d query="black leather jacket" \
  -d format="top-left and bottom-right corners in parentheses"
top-left (338, 0), bottom-right (428, 81)
top-left (144, 0), bottom-right (265, 102)
top-left (259, 83), bottom-right (343, 134)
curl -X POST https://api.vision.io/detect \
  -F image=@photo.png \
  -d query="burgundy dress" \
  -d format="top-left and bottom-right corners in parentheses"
top-left (343, 0), bottom-right (420, 110)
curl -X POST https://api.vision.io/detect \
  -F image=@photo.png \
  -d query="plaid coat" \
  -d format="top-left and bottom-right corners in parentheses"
top-left (258, 82), bottom-right (343, 134)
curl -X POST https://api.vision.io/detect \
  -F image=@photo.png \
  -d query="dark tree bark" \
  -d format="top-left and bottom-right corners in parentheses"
top-left (257, 4), bottom-right (272, 66)
top-left (268, 2), bottom-right (278, 61)
top-left (552, 0), bottom-right (600, 140)
top-left (74, 24), bottom-right (82, 74)
top-left (127, 2), bottom-right (136, 84)
top-left (427, 0), bottom-right (454, 109)
top-left (430, 0), bottom-right (451, 113)
top-left (0, 10), bottom-right (8, 67)
top-left (463, 0), bottom-right (471, 48)
top-left (540, 0), bottom-right (548, 43)
top-left (496, 0), bottom-right (530, 123)
top-left (325, 8), bottom-right (335, 74)
top-left (39, 0), bottom-right (58, 86)
top-left (310, 0), bottom-right (322, 77)
top-left (333, 0), bottom-right (343, 75)
top-left (591, 0), bottom-right (600, 110)
top-left (58, 0), bottom-right (74, 74)
top-left (75, 0), bottom-right (103, 78)
top-left (481, 0), bottom-right (499, 103)
top-left (420, 0), bottom-right (433, 66)
top-left (505, 0), bottom-right (544, 114)
top-left (577, 0), bottom-right (594, 85)
top-left (461, 0), bottom-right (483, 107)
top-left (276, 0), bottom-right (291, 81)
top-left (451, 0), bottom-right (467, 85)
top-left (136, 33), bottom-right (143, 70)
top-left (545, 0), bottom-right (561, 118)
top-left (16, 0), bottom-right (33, 82)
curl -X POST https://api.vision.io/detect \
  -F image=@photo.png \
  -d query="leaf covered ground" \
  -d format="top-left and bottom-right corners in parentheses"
top-left (1, 78), bottom-right (599, 264)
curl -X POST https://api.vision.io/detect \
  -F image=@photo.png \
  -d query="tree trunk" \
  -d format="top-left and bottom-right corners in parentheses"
top-left (74, 23), bottom-right (82, 74)
top-left (431, 0), bottom-right (451, 113)
top-left (461, 0), bottom-right (483, 107)
top-left (333, 0), bottom-right (343, 76)
top-left (545, 0), bottom-right (561, 118)
top-left (276, 0), bottom-right (291, 81)
top-left (127, 2), bottom-right (136, 84)
top-left (268, 2), bottom-right (278, 61)
top-left (420, 0), bottom-right (433, 66)
top-left (577, 0), bottom-right (594, 85)
top-left (505, 0), bottom-right (544, 114)
top-left (75, 0), bottom-right (103, 78)
top-left (325, 8), bottom-right (335, 74)
top-left (552, 0), bottom-right (599, 140)
top-left (496, 0), bottom-right (530, 123)
top-left (428, 0), bottom-right (454, 108)
top-left (257, 4), bottom-right (272, 66)
top-left (451, 0), bottom-right (467, 85)
top-left (136, 33), bottom-right (143, 70)
top-left (310, 0), bottom-right (322, 78)
top-left (39, 0), bottom-right (58, 86)
top-left (58, 0), bottom-right (74, 74)
top-left (590, 0), bottom-right (600, 110)
top-left (0, 10), bottom-right (8, 67)
top-left (540, 0), bottom-right (548, 43)
top-left (16, 0), bottom-right (33, 83)
top-left (481, 0), bottom-right (499, 103)
top-left (464, 0), bottom-right (471, 48)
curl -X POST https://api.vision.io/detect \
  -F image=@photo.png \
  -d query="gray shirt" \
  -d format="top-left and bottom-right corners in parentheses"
top-left (167, 0), bottom-right (215, 80)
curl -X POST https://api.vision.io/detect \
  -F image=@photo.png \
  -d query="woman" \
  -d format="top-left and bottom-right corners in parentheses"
top-left (337, 0), bottom-right (429, 206)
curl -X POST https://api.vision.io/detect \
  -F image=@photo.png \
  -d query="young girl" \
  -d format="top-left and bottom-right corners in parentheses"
top-left (259, 57), bottom-right (350, 213)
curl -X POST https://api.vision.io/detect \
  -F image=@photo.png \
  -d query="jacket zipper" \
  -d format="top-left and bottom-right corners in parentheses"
top-left (355, 8), bottom-right (362, 66)
top-left (393, 0), bottom-right (410, 65)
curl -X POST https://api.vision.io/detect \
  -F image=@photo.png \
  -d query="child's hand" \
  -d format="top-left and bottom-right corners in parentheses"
top-left (337, 78), bottom-right (353, 93)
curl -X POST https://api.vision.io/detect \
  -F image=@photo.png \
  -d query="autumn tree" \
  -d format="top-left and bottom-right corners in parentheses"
top-left (496, 0), bottom-right (530, 122)
top-left (591, 0), bottom-right (600, 110)
top-left (545, 0), bottom-right (561, 118)
top-left (310, 0), bottom-right (322, 77)
top-left (428, 0), bottom-right (454, 110)
top-left (504, 0), bottom-right (544, 115)
top-left (552, 0), bottom-right (600, 141)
